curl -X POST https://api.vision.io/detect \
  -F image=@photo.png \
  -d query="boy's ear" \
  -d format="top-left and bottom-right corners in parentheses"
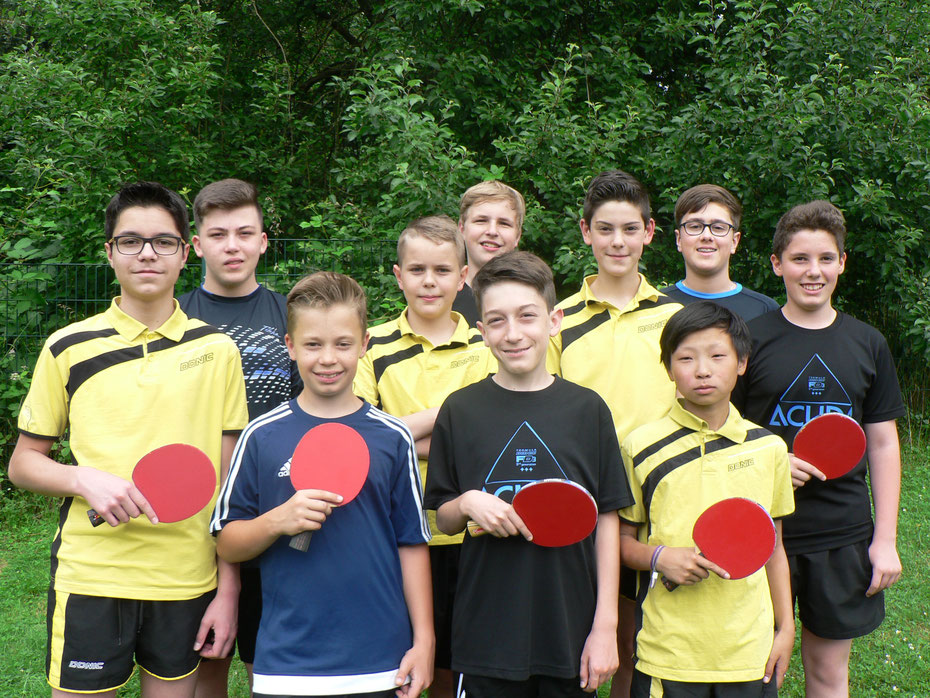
top-left (838, 252), bottom-right (847, 274)
top-left (284, 332), bottom-right (296, 361)
top-left (359, 331), bottom-right (371, 357)
top-left (674, 228), bottom-right (682, 252)
top-left (476, 320), bottom-right (491, 348)
top-left (770, 253), bottom-right (783, 277)
top-left (259, 230), bottom-right (268, 255)
top-left (191, 235), bottom-right (205, 259)
top-left (731, 230), bottom-right (742, 253)
top-left (643, 218), bottom-right (656, 245)
top-left (579, 219), bottom-right (593, 246)
top-left (548, 307), bottom-right (564, 337)
top-left (737, 355), bottom-right (748, 376)
top-left (457, 264), bottom-right (467, 292)
top-left (104, 240), bottom-right (115, 267)
top-left (392, 263), bottom-right (404, 289)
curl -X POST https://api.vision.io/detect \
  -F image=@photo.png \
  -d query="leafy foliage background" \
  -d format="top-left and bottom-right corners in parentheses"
top-left (1, 0), bottom-right (929, 366)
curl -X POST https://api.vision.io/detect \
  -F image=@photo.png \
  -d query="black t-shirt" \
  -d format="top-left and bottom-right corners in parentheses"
top-left (732, 310), bottom-right (905, 554)
top-left (452, 284), bottom-right (480, 327)
top-left (660, 282), bottom-right (780, 322)
top-left (424, 376), bottom-right (632, 680)
top-left (179, 285), bottom-right (301, 421)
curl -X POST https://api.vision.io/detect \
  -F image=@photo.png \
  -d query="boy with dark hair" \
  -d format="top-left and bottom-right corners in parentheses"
top-left (621, 301), bottom-right (794, 697)
top-left (452, 180), bottom-right (526, 325)
top-left (661, 184), bottom-right (779, 321)
top-left (10, 181), bottom-right (249, 697)
top-left (733, 200), bottom-right (905, 697)
top-left (425, 250), bottom-right (630, 697)
top-left (549, 170), bottom-right (682, 698)
top-left (212, 271), bottom-right (434, 698)
top-left (354, 215), bottom-right (495, 698)
top-left (179, 178), bottom-right (301, 696)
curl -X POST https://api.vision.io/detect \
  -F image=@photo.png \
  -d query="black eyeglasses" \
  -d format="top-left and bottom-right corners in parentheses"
top-left (111, 235), bottom-right (185, 256)
top-left (679, 221), bottom-right (736, 238)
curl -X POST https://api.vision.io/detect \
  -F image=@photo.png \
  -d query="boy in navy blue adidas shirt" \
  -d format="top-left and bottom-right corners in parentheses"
top-left (212, 271), bottom-right (433, 698)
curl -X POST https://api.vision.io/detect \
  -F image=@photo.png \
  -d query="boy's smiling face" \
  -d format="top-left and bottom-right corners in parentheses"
top-left (478, 281), bottom-right (561, 388)
top-left (668, 326), bottom-right (746, 423)
top-left (771, 229), bottom-right (846, 316)
top-left (580, 200), bottom-right (655, 280)
top-left (285, 303), bottom-right (369, 403)
top-left (460, 199), bottom-right (521, 273)
top-left (393, 236), bottom-right (466, 324)
top-left (676, 202), bottom-right (741, 280)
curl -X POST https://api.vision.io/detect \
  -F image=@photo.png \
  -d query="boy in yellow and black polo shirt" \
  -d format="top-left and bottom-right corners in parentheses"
top-left (10, 182), bottom-right (248, 697)
top-left (353, 215), bottom-right (495, 698)
top-left (620, 301), bottom-right (794, 697)
top-left (548, 170), bottom-right (681, 698)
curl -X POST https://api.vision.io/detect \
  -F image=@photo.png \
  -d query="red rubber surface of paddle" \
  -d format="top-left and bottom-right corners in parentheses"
top-left (692, 497), bottom-right (776, 580)
top-left (134, 444), bottom-right (216, 523)
top-left (290, 422), bottom-right (370, 502)
top-left (512, 479), bottom-right (598, 548)
top-left (793, 413), bottom-right (867, 479)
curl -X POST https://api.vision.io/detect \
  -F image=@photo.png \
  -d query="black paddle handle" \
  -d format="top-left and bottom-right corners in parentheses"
top-left (290, 531), bottom-right (312, 552)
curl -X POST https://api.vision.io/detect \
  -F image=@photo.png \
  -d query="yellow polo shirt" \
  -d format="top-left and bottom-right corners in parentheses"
top-left (550, 274), bottom-right (682, 442)
top-left (19, 299), bottom-right (248, 600)
top-left (354, 309), bottom-right (496, 544)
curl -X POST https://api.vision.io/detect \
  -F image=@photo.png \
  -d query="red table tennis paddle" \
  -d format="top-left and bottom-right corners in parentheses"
top-left (88, 444), bottom-right (216, 527)
top-left (793, 413), bottom-right (867, 479)
top-left (664, 497), bottom-right (776, 591)
top-left (467, 478), bottom-right (598, 547)
top-left (288, 422), bottom-right (370, 552)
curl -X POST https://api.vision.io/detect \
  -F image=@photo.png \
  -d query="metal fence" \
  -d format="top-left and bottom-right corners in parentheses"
top-left (1, 238), bottom-right (396, 363)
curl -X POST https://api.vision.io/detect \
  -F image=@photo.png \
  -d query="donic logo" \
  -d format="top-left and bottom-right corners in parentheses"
top-left (69, 660), bottom-right (104, 670)
top-left (770, 354), bottom-right (852, 428)
top-left (482, 422), bottom-right (566, 501)
top-left (180, 353), bottom-right (214, 371)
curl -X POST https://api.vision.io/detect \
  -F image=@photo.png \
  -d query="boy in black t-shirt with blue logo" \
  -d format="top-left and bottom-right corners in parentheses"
top-left (425, 251), bottom-right (631, 697)
top-left (733, 200), bottom-right (905, 697)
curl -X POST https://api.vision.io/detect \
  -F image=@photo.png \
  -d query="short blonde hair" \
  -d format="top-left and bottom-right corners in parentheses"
top-left (286, 272), bottom-right (367, 335)
top-left (397, 215), bottom-right (466, 266)
top-left (458, 180), bottom-right (526, 233)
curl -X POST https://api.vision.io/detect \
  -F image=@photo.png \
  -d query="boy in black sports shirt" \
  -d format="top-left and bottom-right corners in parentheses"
top-left (179, 178), bottom-right (300, 696)
top-left (733, 200), bottom-right (904, 697)
top-left (425, 251), bottom-right (631, 697)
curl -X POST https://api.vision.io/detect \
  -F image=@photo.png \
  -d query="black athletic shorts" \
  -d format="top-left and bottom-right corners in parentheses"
top-left (459, 674), bottom-right (588, 698)
top-left (255, 691), bottom-right (396, 698)
top-left (789, 539), bottom-right (884, 640)
top-left (631, 669), bottom-right (778, 697)
top-left (430, 543), bottom-right (460, 671)
top-left (46, 587), bottom-right (214, 692)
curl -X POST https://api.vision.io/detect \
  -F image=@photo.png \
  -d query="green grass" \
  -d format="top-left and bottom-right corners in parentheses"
top-left (2, 441), bottom-right (929, 696)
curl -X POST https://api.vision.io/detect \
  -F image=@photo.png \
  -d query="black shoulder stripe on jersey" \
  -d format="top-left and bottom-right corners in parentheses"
top-left (641, 435), bottom-right (738, 512)
top-left (66, 325), bottom-right (224, 398)
top-left (560, 299), bottom-right (588, 317)
top-left (468, 334), bottom-right (485, 344)
top-left (631, 427), bottom-right (692, 468)
top-left (373, 344), bottom-right (424, 383)
top-left (746, 426), bottom-right (775, 441)
top-left (560, 309), bottom-right (610, 351)
top-left (50, 329), bottom-right (119, 357)
top-left (637, 295), bottom-right (679, 311)
top-left (367, 329), bottom-right (403, 347)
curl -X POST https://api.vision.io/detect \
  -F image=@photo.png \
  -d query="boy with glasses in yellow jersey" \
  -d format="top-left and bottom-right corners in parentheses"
top-left (10, 181), bottom-right (248, 698)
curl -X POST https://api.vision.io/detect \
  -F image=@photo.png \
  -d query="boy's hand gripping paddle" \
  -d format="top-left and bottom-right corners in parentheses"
top-left (792, 413), bottom-right (867, 479)
top-left (288, 422), bottom-right (370, 552)
top-left (467, 478), bottom-right (598, 547)
top-left (87, 444), bottom-right (216, 527)
top-left (664, 497), bottom-right (776, 591)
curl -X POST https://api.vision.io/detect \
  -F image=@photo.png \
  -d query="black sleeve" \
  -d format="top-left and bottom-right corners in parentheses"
top-left (862, 331), bottom-right (906, 423)
top-left (423, 399), bottom-right (461, 510)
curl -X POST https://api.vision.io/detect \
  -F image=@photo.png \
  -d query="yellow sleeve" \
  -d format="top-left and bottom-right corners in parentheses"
top-left (18, 338), bottom-right (68, 439)
top-left (618, 438), bottom-right (646, 524)
top-left (353, 347), bottom-right (379, 406)
top-left (222, 339), bottom-right (249, 432)
top-left (770, 442), bottom-right (795, 520)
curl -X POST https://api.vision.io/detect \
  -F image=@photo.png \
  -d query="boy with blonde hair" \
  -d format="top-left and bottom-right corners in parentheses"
top-left (213, 271), bottom-right (433, 698)
top-left (453, 181), bottom-right (526, 325)
top-left (354, 215), bottom-right (495, 697)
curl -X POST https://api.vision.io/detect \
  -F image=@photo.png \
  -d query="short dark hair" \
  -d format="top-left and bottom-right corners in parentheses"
top-left (582, 170), bottom-right (651, 225)
top-left (193, 178), bottom-right (262, 231)
top-left (286, 271), bottom-right (367, 335)
top-left (659, 301), bottom-right (751, 369)
top-left (773, 200), bottom-right (846, 259)
top-left (473, 250), bottom-right (557, 315)
top-left (674, 184), bottom-right (743, 231)
top-left (104, 181), bottom-right (190, 241)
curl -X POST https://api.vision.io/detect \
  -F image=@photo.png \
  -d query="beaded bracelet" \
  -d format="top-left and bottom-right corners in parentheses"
top-left (649, 545), bottom-right (666, 588)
